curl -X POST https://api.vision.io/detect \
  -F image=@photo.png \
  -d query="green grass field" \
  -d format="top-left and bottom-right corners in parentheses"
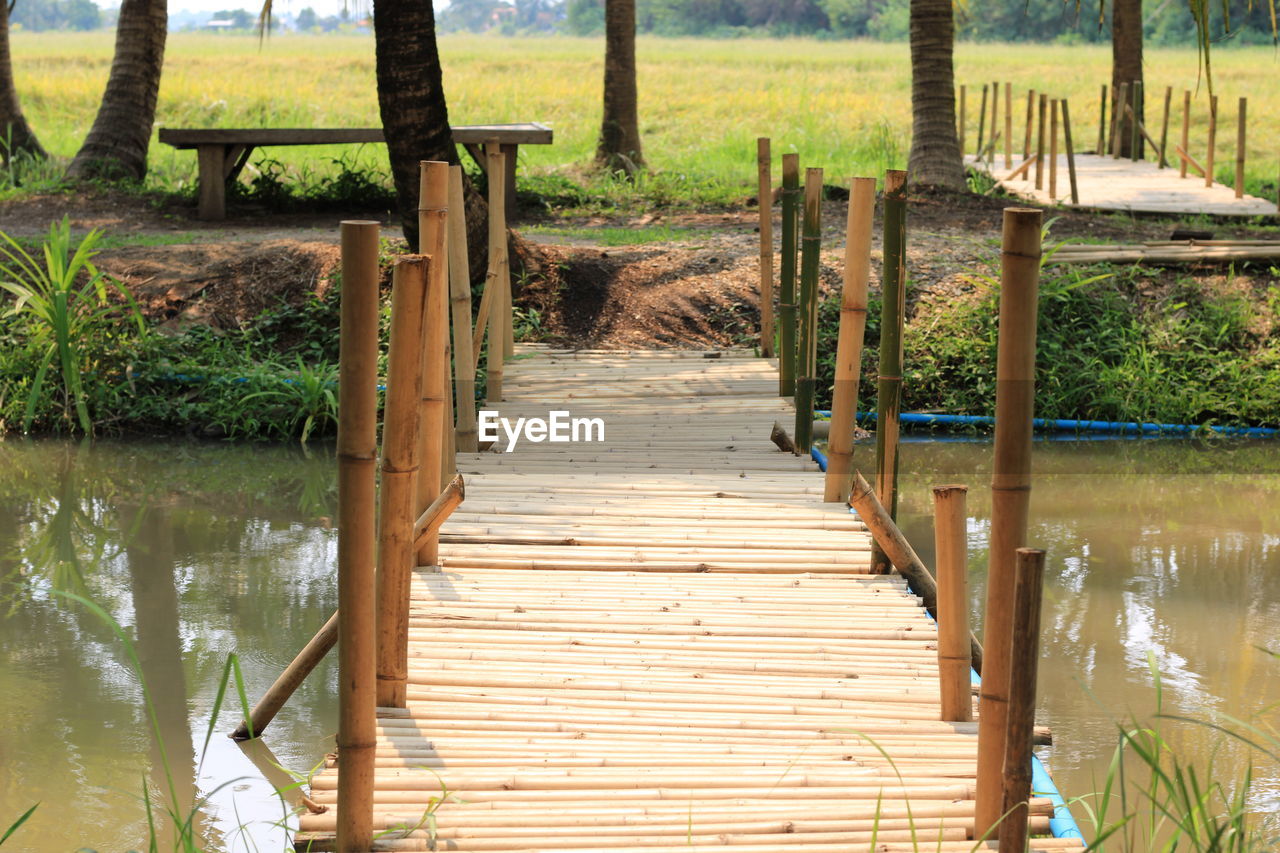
top-left (10, 32), bottom-right (1280, 204)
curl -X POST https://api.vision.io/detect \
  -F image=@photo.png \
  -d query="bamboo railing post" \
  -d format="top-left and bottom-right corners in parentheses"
top-left (757, 138), bottom-right (776, 358)
top-left (447, 165), bottom-right (479, 453)
top-left (871, 169), bottom-right (908, 574)
top-left (989, 79), bottom-right (999, 167)
top-left (977, 85), bottom-right (989, 161)
top-left (958, 85), bottom-right (967, 156)
top-left (417, 162), bottom-right (449, 566)
top-left (335, 219), bottom-right (380, 853)
top-left (1096, 84), bottom-right (1107, 154)
top-left (1034, 94), bottom-right (1046, 190)
top-left (1062, 99), bottom-right (1080, 205)
top-left (974, 206), bottom-right (1042, 839)
top-left (1004, 82), bottom-right (1013, 169)
top-left (1112, 82), bottom-right (1127, 158)
top-left (998, 548), bottom-right (1047, 853)
top-left (1130, 80), bottom-right (1142, 161)
top-left (1235, 97), bottom-right (1247, 199)
top-left (933, 484), bottom-right (972, 723)
top-left (376, 255), bottom-right (431, 710)
top-left (1048, 99), bottom-right (1059, 200)
top-left (779, 153), bottom-right (800, 397)
top-left (231, 611), bottom-right (338, 740)
top-left (419, 162), bottom-right (454, 484)
top-left (1158, 86), bottom-right (1172, 168)
top-left (1206, 94), bottom-right (1218, 188)
top-left (484, 141), bottom-right (508, 403)
top-left (794, 167), bottom-right (823, 453)
top-left (1023, 89), bottom-right (1034, 160)
top-left (824, 177), bottom-right (874, 503)
top-left (1180, 90), bottom-right (1191, 178)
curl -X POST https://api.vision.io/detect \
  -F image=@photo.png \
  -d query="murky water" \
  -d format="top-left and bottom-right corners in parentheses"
top-left (1, 437), bottom-right (1277, 849)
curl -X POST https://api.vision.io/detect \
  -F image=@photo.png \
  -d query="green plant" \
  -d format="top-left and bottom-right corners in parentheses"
top-left (0, 805), bottom-right (37, 848)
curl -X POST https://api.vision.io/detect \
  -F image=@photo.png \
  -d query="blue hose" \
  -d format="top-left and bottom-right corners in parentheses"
top-left (814, 410), bottom-right (1276, 438)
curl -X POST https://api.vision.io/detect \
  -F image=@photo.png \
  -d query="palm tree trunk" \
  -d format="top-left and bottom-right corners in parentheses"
top-left (907, 0), bottom-right (965, 189)
top-left (595, 0), bottom-right (643, 175)
top-left (66, 0), bottom-right (166, 181)
top-left (0, 0), bottom-right (46, 163)
top-left (1111, 0), bottom-right (1143, 158)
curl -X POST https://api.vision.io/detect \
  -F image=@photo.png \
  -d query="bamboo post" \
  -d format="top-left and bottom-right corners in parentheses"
top-left (977, 85), bottom-right (989, 162)
top-left (794, 167), bottom-right (823, 453)
top-left (1034, 94), bottom-right (1046, 190)
top-left (484, 141), bottom-right (507, 403)
top-left (231, 611), bottom-right (338, 741)
top-left (974, 207), bottom-right (1042, 839)
top-left (757, 138), bottom-right (776, 358)
top-left (989, 79), bottom-right (1000, 166)
top-left (1130, 80), bottom-right (1142, 161)
top-left (1206, 94), bottom-right (1218, 188)
top-left (871, 169), bottom-right (907, 574)
top-left (335, 219), bottom-right (380, 853)
top-left (1048, 99), bottom-right (1059, 200)
top-left (933, 484), bottom-right (972, 723)
top-left (376, 255), bottom-right (431, 710)
top-left (418, 162), bottom-right (454, 484)
top-left (1023, 90), bottom-right (1034, 160)
top-left (1111, 82), bottom-right (1127, 158)
top-left (1062, 99), bottom-right (1080, 206)
top-left (1235, 97), bottom-right (1247, 199)
top-left (417, 163), bottom-right (449, 567)
top-left (1004, 82), bottom-right (1013, 169)
top-left (779, 153), bottom-right (800, 397)
top-left (998, 548), bottom-right (1046, 853)
top-left (823, 177), bottom-right (874, 503)
top-left (958, 85), bottom-right (967, 156)
top-left (1158, 86), bottom-right (1172, 168)
top-left (447, 165), bottom-right (479, 453)
top-left (1096, 84), bottom-right (1107, 154)
top-left (1180, 90), bottom-right (1191, 178)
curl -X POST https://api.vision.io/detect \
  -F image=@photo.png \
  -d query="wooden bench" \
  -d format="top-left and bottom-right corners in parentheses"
top-left (157, 123), bottom-right (553, 221)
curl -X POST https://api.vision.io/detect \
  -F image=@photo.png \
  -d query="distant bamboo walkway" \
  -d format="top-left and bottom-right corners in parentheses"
top-left (295, 345), bottom-right (1080, 852)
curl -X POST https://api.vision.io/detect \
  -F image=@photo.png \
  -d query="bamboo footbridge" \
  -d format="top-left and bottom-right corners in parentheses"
top-left (295, 347), bottom-right (1077, 852)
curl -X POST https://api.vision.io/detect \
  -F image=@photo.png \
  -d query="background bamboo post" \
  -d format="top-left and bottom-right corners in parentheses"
top-left (974, 206), bottom-right (1042, 839)
top-left (420, 162), bottom-right (456, 484)
top-left (989, 79), bottom-right (999, 166)
top-left (933, 484), bottom-right (972, 723)
top-left (1096, 84), bottom-right (1107, 154)
top-left (823, 177), bottom-right (874, 504)
top-left (1112, 81), bottom-right (1127, 158)
top-left (1130, 80), bottom-right (1142, 161)
top-left (1062, 99), bottom-right (1080, 206)
top-left (779, 153), bottom-right (800, 397)
top-left (871, 169), bottom-right (908, 574)
top-left (1235, 97), bottom-right (1247, 199)
top-left (998, 548), bottom-right (1047, 853)
top-left (977, 85), bottom-right (988, 161)
top-left (447, 166), bottom-right (479, 453)
top-left (1158, 86), bottom-right (1172, 168)
top-left (1004, 82), bottom-right (1013, 169)
top-left (416, 162), bottom-right (449, 566)
top-left (1048, 99), bottom-right (1059, 200)
top-left (375, 256), bottom-right (431, 710)
top-left (757, 138), bottom-right (776, 358)
top-left (794, 167), bottom-right (823, 453)
top-left (1206, 94), bottom-right (1218, 188)
top-left (958, 85), bottom-right (967, 156)
top-left (1034, 94), bottom-right (1046, 190)
top-left (1023, 89), bottom-right (1034, 160)
top-left (484, 142), bottom-right (507, 404)
top-left (1180, 90), bottom-right (1191, 178)
top-left (335, 219), bottom-right (380, 853)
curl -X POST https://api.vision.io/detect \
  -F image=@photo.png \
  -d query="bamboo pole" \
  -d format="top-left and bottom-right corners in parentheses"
top-left (823, 177), bottom-right (874, 503)
top-left (958, 85), bottom-right (967, 156)
top-left (989, 79), bottom-right (999, 166)
top-left (1174, 144), bottom-right (1207, 178)
top-left (1130, 80), bottom-right (1142, 161)
top-left (1096, 84), bottom-right (1107, 154)
top-left (1048, 99), bottom-right (1059, 200)
top-left (974, 207), bottom-right (1042, 839)
top-left (977, 85), bottom-right (988, 161)
top-left (848, 471), bottom-right (984, 674)
top-left (418, 161), bottom-right (451, 486)
top-left (376, 255), bottom-right (431, 710)
top-left (1023, 89), bottom-right (1034, 160)
top-left (1206, 94), bottom-right (1218, 188)
top-left (779, 153), bottom-right (800, 397)
top-left (1061, 99), bottom-right (1080, 206)
top-left (1004, 82), bottom-right (1013, 169)
top-left (484, 141), bottom-right (507, 403)
top-left (447, 165), bottom-right (479, 453)
top-left (1180, 90), bottom-right (1191, 178)
top-left (871, 169), bottom-right (907, 575)
top-left (757, 138), bottom-right (776, 358)
top-left (794, 167), bottom-right (823, 453)
top-left (1158, 86), bottom-right (1172, 168)
top-left (416, 166), bottom-right (450, 568)
top-left (932, 484), bottom-right (971, 723)
top-left (335, 219), bottom-right (380, 853)
top-left (1034, 94), bottom-right (1046, 190)
top-left (998, 548), bottom-right (1046, 853)
top-left (1111, 82), bottom-right (1127, 158)
top-left (230, 611), bottom-right (337, 741)
top-left (413, 472), bottom-right (466, 553)
top-left (1235, 97), bottom-right (1247, 199)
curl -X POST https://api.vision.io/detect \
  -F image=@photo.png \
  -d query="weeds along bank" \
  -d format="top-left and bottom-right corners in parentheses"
top-left (10, 33), bottom-right (1280, 204)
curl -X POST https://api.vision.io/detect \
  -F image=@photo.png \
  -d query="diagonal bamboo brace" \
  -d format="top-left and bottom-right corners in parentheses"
top-left (413, 473), bottom-right (466, 554)
top-left (230, 610), bottom-right (338, 741)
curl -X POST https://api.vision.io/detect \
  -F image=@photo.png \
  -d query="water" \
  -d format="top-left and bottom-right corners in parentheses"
top-left (1, 437), bottom-right (1277, 849)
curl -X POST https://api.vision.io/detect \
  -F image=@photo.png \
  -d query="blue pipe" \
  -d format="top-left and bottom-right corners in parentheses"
top-left (814, 410), bottom-right (1276, 438)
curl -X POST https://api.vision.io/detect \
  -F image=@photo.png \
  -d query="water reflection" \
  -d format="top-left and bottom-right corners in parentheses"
top-left (0, 440), bottom-right (340, 851)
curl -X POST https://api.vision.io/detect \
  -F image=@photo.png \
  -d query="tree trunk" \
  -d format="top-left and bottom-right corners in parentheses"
top-left (595, 0), bottom-right (643, 175)
top-left (0, 0), bottom-right (46, 163)
top-left (907, 0), bottom-right (965, 189)
top-left (67, 0), bottom-right (165, 181)
top-left (1111, 0), bottom-right (1143, 158)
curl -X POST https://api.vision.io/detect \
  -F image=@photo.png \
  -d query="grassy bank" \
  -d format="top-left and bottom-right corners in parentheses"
top-left (10, 33), bottom-right (1280, 206)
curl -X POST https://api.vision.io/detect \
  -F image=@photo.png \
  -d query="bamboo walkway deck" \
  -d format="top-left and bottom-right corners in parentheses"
top-left (967, 153), bottom-right (1279, 217)
top-left (296, 346), bottom-right (1081, 852)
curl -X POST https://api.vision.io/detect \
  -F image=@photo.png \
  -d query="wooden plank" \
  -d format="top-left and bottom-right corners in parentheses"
top-left (158, 123), bottom-right (553, 148)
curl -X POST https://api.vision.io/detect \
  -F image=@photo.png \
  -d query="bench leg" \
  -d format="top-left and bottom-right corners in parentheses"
top-left (501, 143), bottom-right (518, 221)
top-left (196, 145), bottom-right (228, 220)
